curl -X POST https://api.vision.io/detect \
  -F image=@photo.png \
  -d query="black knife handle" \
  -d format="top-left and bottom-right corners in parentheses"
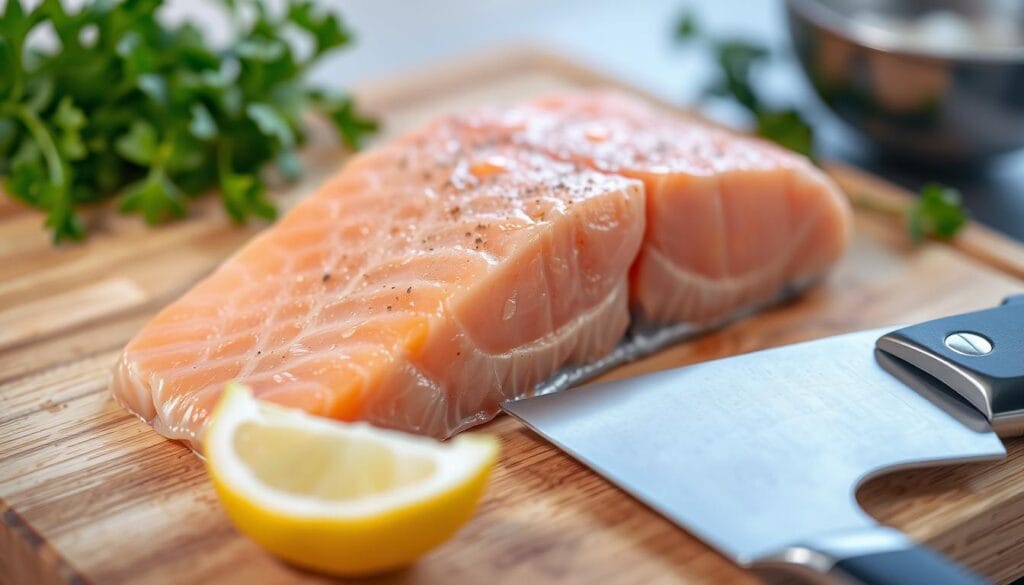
top-left (875, 295), bottom-right (1024, 432)
top-left (830, 545), bottom-right (988, 585)
top-left (756, 528), bottom-right (990, 585)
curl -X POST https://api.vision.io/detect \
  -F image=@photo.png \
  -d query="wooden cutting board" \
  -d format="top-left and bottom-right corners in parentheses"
top-left (3, 49), bottom-right (1024, 585)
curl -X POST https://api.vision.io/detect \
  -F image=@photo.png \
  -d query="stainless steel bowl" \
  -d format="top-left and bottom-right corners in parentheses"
top-left (786, 0), bottom-right (1024, 161)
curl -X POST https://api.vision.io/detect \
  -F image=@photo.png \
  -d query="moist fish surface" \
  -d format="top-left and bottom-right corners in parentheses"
top-left (113, 115), bottom-right (646, 444)
top-left (488, 91), bottom-right (851, 324)
top-left (112, 91), bottom-right (850, 446)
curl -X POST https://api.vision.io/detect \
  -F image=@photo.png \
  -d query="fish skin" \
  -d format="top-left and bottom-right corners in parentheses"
top-left (111, 91), bottom-right (851, 446)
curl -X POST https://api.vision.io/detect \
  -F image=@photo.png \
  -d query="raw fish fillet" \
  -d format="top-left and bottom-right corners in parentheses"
top-left (113, 116), bottom-right (646, 444)
top-left (487, 92), bottom-right (852, 323)
top-left (112, 91), bottom-right (850, 446)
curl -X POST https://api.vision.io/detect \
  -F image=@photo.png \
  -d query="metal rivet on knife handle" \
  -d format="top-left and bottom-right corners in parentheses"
top-left (944, 332), bottom-right (993, 357)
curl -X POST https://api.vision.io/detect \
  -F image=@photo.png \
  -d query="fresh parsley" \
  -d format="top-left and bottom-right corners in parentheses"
top-left (675, 12), bottom-right (813, 158)
top-left (851, 184), bottom-right (968, 242)
top-left (674, 9), bottom-right (967, 242)
top-left (0, 0), bottom-right (378, 243)
top-left (908, 183), bottom-right (968, 243)
top-left (674, 12), bottom-right (698, 42)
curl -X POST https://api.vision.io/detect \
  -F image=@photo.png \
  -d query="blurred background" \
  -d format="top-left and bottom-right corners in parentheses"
top-left (287, 0), bottom-right (1024, 242)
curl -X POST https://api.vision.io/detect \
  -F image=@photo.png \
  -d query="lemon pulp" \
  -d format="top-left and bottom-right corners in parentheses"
top-left (203, 383), bottom-right (498, 576)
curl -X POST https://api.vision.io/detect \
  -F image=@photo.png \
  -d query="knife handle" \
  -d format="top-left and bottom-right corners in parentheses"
top-left (875, 295), bottom-right (1024, 435)
top-left (828, 545), bottom-right (988, 585)
top-left (757, 527), bottom-right (989, 585)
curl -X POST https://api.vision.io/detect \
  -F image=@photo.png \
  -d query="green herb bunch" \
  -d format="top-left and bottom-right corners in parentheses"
top-left (0, 0), bottom-right (378, 242)
top-left (675, 10), bottom-right (966, 242)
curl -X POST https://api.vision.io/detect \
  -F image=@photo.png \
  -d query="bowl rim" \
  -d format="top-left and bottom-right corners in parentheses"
top-left (785, 0), bottom-right (1024, 63)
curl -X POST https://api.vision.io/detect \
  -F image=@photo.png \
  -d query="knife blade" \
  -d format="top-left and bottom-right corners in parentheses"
top-left (502, 297), bottom-right (1024, 584)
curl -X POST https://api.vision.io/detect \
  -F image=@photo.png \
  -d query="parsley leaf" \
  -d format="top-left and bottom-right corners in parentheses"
top-left (120, 170), bottom-right (186, 224)
top-left (908, 183), bottom-right (968, 243)
top-left (674, 11), bottom-right (698, 42)
top-left (0, 0), bottom-right (377, 243)
top-left (755, 109), bottom-right (813, 158)
top-left (712, 40), bottom-right (769, 113)
top-left (311, 91), bottom-right (379, 150)
top-left (114, 120), bottom-right (159, 166)
top-left (246, 103), bottom-right (295, 148)
top-left (673, 11), bottom-right (813, 158)
top-left (287, 0), bottom-right (353, 55)
top-left (674, 9), bottom-right (967, 241)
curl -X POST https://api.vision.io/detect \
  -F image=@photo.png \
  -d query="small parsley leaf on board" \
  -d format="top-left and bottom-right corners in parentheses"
top-left (908, 183), bottom-right (968, 243)
top-left (0, 0), bottom-right (377, 243)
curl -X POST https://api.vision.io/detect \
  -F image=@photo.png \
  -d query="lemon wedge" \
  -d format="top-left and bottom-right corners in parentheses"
top-left (203, 383), bottom-right (498, 576)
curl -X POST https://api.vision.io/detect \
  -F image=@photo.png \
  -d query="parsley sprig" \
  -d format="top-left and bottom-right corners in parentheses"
top-left (675, 14), bottom-right (814, 158)
top-left (674, 10), bottom-right (967, 242)
top-left (0, 0), bottom-right (378, 243)
top-left (853, 183), bottom-right (968, 243)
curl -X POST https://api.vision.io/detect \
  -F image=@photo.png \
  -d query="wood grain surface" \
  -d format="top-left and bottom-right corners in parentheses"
top-left (2, 49), bottom-right (1024, 585)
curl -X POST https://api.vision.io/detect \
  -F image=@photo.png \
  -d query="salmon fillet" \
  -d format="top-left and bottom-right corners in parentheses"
top-left (113, 115), bottom-right (646, 444)
top-left (112, 90), bottom-right (850, 446)
top-left (486, 91), bottom-right (852, 323)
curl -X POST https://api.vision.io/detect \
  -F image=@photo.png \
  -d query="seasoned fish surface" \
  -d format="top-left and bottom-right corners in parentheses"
top-left (112, 91), bottom-right (850, 446)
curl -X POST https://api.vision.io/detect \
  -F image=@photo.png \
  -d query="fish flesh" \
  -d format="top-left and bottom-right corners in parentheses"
top-left (481, 92), bottom-right (851, 323)
top-left (112, 90), bottom-right (850, 446)
top-left (114, 116), bottom-right (646, 443)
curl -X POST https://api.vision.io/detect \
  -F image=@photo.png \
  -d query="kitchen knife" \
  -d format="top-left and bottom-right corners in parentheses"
top-left (503, 296), bottom-right (1024, 584)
